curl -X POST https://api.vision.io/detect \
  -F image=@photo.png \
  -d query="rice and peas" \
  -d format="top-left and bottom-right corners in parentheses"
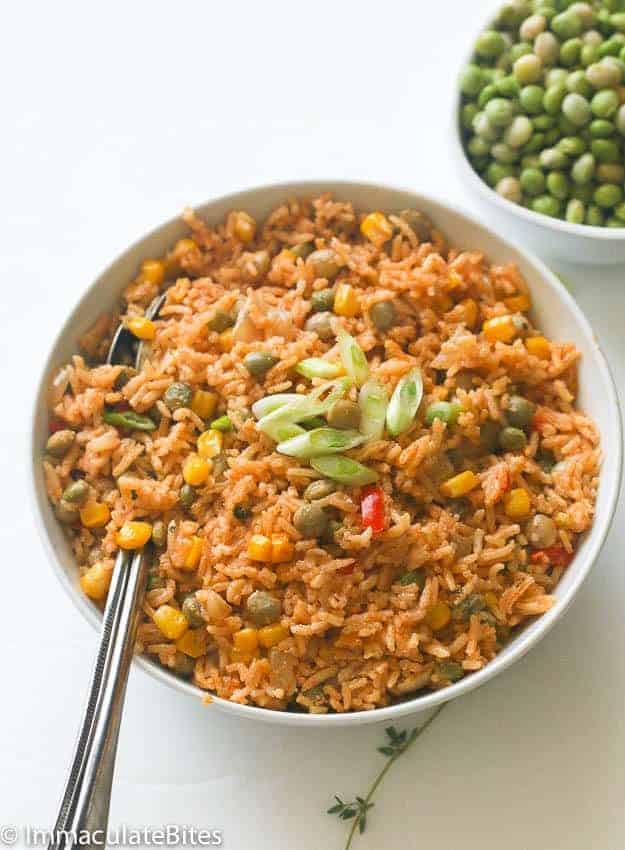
top-left (43, 194), bottom-right (599, 713)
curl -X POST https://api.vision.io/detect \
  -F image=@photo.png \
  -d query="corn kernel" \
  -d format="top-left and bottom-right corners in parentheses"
top-left (116, 521), bottom-right (152, 550)
top-left (425, 602), bottom-right (451, 631)
top-left (164, 238), bottom-right (196, 276)
top-left (440, 470), bottom-right (480, 499)
top-left (484, 591), bottom-right (498, 613)
top-left (233, 211), bottom-right (256, 243)
top-left (233, 627), bottom-right (259, 654)
top-left (191, 390), bottom-right (218, 420)
top-left (448, 270), bottom-right (463, 289)
top-left (482, 314), bottom-right (517, 343)
top-left (197, 429), bottom-right (223, 459)
top-left (231, 648), bottom-right (258, 664)
top-left (219, 328), bottom-right (234, 352)
top-left (258, 623), bottom-right (290, 648)
top-left (153, 605), bottom-right (189, 640)
top-left (80, 501), bottom-right (110, 529)
top-left (127, 317), bottom-right (156, 341)
top-left (436, 294), bottom-right (454, 313)
top-left (270, 533), bottom-right (294, 563)
top-left (334, 283), bottom-right (360, 317)
top-left (182, 454), bottom-right (211, 486)
top-left (554, 511), bottom-right (569, 528)
top-left (504, 294), bottom-right (531, 312)
top-left (141, 259), bottom-right (165, 286)
top-left (176, 627), bottom-right (208, 658)
top-left (183, 535), bottom-right (203, 570)
top-left (248, 534), bottom-right (272, 562)
top-left (526, 336), bottom-right (550, 359)
top-left (460, 298), bottom-right (479, 328)
top-left (504, 487), bottom-right (531, 519)
top-left (360, 211), bottom-right (393, 247)
top-left (432, 386), bottom-right (449, 400)
top-left (80, 562), bottom-right (112, 601)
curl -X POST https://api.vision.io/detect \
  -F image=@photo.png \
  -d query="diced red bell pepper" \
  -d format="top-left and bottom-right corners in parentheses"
top-left (531, 546), bottom-right (573, 568)
top-left (48, 418), bottom-right (65, 434)
top-left (361, 484), bottom-right (385, 534)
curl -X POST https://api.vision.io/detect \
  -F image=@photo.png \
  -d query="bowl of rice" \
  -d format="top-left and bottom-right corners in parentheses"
top-left (31, 181), bottom-right (621, 726)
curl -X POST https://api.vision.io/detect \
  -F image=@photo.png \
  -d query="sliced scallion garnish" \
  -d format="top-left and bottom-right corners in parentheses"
top-left (310, 455), bottom-right (379, 486)
top-left (386, 367), bottom-right (423, 436)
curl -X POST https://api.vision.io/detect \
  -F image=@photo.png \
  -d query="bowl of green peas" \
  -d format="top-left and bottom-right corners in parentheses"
top-left (453, 0), bottom-right (625, 265)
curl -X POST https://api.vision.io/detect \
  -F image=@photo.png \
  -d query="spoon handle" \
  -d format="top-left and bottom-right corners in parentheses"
top-left (48, 550), bottom-right (147, 849)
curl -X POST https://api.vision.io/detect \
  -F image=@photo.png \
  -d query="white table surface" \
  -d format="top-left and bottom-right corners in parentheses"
top-left (2, 1), bottom-right (624, 848)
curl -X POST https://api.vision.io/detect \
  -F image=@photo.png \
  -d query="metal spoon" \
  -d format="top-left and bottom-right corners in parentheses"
top-left (48, 296), bottom-right (165, 849)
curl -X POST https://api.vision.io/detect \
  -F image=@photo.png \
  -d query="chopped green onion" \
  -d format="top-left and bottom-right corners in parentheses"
top-left (210, 415), bottom-right (233, 432)
top-left (295, 358), bottom-right (343, 380)
top-left (386, 367), bottom-right (423, 436)
top-left (424, 401), bottom-right (463, 426)
top-left (277, 428), bottom-right (365, 459)
top-left (103, 409), bottom-right (156, 431)
top-left (301, 416), bottom-right (327, 430)
top-left (256, 378), bottom-right (352, 442)
top-left (310, 455), bottom-right (379, 486)
top-left (337, 327), bottom-right (369, 387)
top-left (358, 380), bottom-right (389, 441)
top-left (252, 394), bottom-right (300, 419)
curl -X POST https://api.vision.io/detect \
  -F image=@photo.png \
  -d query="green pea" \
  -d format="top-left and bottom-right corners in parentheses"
top-left (179, 483), bottom-right (196, 508)
top-left (506, 395), bottom-right (536, 430)
top-left (571, 151), bottom-right (596, 182)
top-left (606, 216), bottom-right (625, 227)
top-left (532, 194), bottom-right (563, 216)
top-left (513, 53), bottom-right (544, 84)
top-left (182, 594), bottom-right (205, 628)
top-left (543, 82), bottom-right (567, 113)
top-left (491, 142), bottom-right (520, 163)
top-left (509, 42), bottom-right (534, 63)
top-left (535, 31), bottom-right (561, 64)
top-left (496, 75), bottom-right (521, 97)
top-left (614, 201), bottom-right (625, 220)
top-left (565, 198), bottom-right (586, 222)
top-left (244, 352), bottom-right (279, 377)
top-left (545, 67), bottom-right (568, 87)
top-left (207, 309), bottom-right (234, 333)
top-left (611, 12), bottom-right (625, 31)
top-left (533, 113), bottom-right (557, 129)
top-left (523, 131), bottom-right (546, 152)
top-left (310, 288), bottom-right (335, 313)
top-left (540, 146), bottom-right (569, 168)
top-left (505, 115), bottom-right (534, 147)
top-left (521, 154), bottom-right (542, 169)
top-left (560, 37), bottom-right (582, 66)
top-left (586, 60), bottom-right (622, 88)
top-left (591, 89), bottom-right (620, 118)
top-left (597, 162), bottom-right (625, 182)
top-left (594, 183), bottom-right (624, 207)
top-left (478, 83), bottom-right (500, 108)
top-left (62, 479), bottom-right (89, 505)
top-left (551, 11), bottom-right (583, 39)
top-left (461, 103), bottom-right (480, 131)
top-left (581, 43), bottom-right (601, 66)
top-left (476, 30), bottom-right (507, 59)
top-left (424, 401), bottom-right (463, 426)
top-left (369, 300), bottom-right (398, 331)
top-left (151, 520), bottom-right (167, 547)
top-left (591, 138), bottom-right (620, 162)
top-left (547, 170), bottom-right (571, 198)
top-left (544, 127), bottom-right (561, 144)
top-left (521, 167), bottom-right (547, 195)
top-left (485, 97), bottom-right (515, 127)
top-left (437, 661), bottom-right (465, 683)
top-left (499, 426), bottom-right (528, 451)
top-left (586, 204), bottom-right (605, 225)
top-left (520, 84), bottom-right (546, 113)
top-left (163, 382), bottom-right (193, 412)
top-left (562, 92), bottom-right (592, 125)
top-left (486, 162), bottom-right (516, 186)
top-left (496, 176), bottom-right (523, 202)
top-left (557, 136), bottom-right (586, 155)
top-left (566, 69), bottom-right (593, 96)
top-left (460, 65), bottom-right (487, 96)
top-left (473, 112), bottom-right (499, 142)
top-left (599, 36), bottom-right (623, 58)
top-left (589, 118), bottom-right (615, 137)
top-left (617, 104), bottom-right (625, 134)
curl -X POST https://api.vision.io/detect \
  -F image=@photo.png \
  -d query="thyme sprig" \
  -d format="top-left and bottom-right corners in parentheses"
top-left (327, 704), bottom-right (445, 850)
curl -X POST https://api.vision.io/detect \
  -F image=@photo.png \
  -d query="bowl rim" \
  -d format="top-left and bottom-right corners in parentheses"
top-left (29, 178), bottom-right (623, 727)
top-left (451, 11), bottom-right (625, 240)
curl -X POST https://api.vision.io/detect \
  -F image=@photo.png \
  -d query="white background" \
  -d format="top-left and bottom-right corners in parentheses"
top-left (2, 1), bottom-right (624, 848)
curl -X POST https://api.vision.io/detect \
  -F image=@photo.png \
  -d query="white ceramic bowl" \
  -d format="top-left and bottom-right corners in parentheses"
top-left (30, 180), bottom-right (622, 727)
top-left (452, 25), bottom-right (625, 265)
